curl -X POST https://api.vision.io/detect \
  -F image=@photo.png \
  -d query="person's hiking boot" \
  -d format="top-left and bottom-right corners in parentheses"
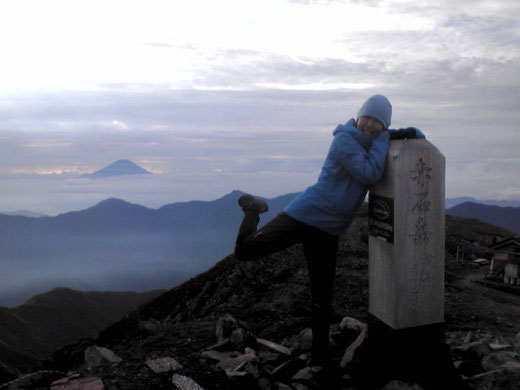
top-left (238, 194), bottom-right (269, 214)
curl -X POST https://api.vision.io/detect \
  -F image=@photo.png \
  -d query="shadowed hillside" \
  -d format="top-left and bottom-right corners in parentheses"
top-left (447, 201), bottom-right (520, 234)
top-left (0, 288), bottom-right (163, 380)
top-left (37, 212), bottom-right (520, 390)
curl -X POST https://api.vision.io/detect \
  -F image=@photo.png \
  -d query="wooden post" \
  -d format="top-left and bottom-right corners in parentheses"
top-left (368, 138), bottom-right (445, 329)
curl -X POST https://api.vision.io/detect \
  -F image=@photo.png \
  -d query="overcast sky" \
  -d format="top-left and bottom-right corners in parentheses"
top-left (0, 0), bottom-right (519, 215)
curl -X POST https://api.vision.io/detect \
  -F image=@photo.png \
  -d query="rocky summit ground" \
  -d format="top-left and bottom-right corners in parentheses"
top-left (3, 214), bottom-right (520, 390)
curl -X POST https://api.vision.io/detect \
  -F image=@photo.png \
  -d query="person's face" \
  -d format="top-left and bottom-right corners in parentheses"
top-left (356, 116), bottom-right (384, 139)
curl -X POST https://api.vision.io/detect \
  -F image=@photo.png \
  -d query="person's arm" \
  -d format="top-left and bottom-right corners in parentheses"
top-left (333, 130), bottom-right (390, 185)
top-left (388, 127), bottom-right (426, 140)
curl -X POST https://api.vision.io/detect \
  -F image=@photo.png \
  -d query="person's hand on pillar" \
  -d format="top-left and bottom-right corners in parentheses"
top-left (410, 127), bottom-right (426, 138)
top-left (388, 127), bottom-right (426, 140)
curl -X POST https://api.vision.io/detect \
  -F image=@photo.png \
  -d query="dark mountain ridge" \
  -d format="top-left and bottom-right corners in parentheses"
top-left (0, 287), bottom-right (163, 379)
top-left (2, 195), bottom-right (518, 218)
top-left (447, 201), bottom-right (520, 234)
top-left (42, 213), bottom-right (520, 390)
top-left (0, 205), bottom-right (518, 388)
top-left (0, 210), bottom-right (47, 218)
top-left (1, 192), bottom-right (517, 307)
top-left (445, 196), bottom-right (520, 208)
top-left (0, 191), bottom-right (299, 307)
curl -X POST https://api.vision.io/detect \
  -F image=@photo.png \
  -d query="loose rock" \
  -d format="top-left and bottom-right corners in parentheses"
top-left (230, 327), bottom-right (257, 350)
top-left (489, 342), bottom-right (512, 351)
top-left (201, 350), bottom-right (240, 362)
top-left (514, 331), bottom-right (520, 348)
top-left (468, 367), bottom-right (520, 390)
top-left (257, 338), bottom-right (292, 356)
top-left (3, 371), bottom-right (65, 390)
top-left (381, 380), bottom-right (424, 390)
top-left (216, 314), bottom-right (239, 343)
top-left (50, 375), bottom-right (105, 390)
top-left (275, 383), bottom-right (293, 390)
top-left (291, 328), bottom-right (313, 352)
top-left (171, 374), bottom-right (205, 390)
top-left (84, 346), bottom-right (122, 368)
top-left (292, 366), bottom-right (321, 386)
top-left (452, 341), bottom-right (493, 360)
top-left (216, 352), bottom-right (257, 373)
top-left (340, 316), bottom-right (367, 333)
top-left (481, 351), bottom-right (520, 371)
top-left (145, 357), bottom-right (183, 373)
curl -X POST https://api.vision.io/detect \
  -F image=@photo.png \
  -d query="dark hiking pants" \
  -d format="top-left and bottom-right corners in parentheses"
top-left (234, 211), bottom-right (339, 365)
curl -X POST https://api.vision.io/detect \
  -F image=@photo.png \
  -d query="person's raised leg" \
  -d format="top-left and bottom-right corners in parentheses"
top-left (234, 194), bottom-right (310, 261)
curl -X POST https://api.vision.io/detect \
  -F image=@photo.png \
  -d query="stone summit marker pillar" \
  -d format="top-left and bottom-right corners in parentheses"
top-left (369, 138), bottom-right (444, 329)
top-left (365, 138), bottom-right (463, 389)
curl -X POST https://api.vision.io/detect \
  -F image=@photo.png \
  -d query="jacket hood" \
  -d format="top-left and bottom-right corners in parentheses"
top-left (333, 118), bottom-right (357, 135)
top-left (333, 118), bottom-right (371, 144)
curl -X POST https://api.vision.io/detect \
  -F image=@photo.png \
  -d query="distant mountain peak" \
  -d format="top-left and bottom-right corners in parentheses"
top-left (92, 198), bottom-right (133, 209)
top-left (96, 197), bottom-right (130, 206)
top-left (447, 201), bottom-right (520, 234)
top-left (81, 160), bottom-right (152, 179)
top-left (0, 210), bottom-right (47, 218)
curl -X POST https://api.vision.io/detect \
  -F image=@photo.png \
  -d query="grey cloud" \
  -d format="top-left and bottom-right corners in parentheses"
top-left (1, 0), bottom-right (518, 214)
top-left (1, 88), bottom-right (340, 175)
top-left (1, 76), bottom-right (519, 215)
top-left (1, 88), bottom-right (361, 137)
top-left (191, 48), bottom-right (519, 141)
top-left (287, 0), bottom-right (383, 5)
top-left (0, 88), bottom-right (344, 214)
top-left (194, 52), bottom-right (383, 88)
top-left (440, 12), bottom-right (520, 32)
top-left (390, 0), bottom-right (520, 18)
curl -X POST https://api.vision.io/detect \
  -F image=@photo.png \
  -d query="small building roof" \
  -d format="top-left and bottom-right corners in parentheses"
top-left (489, 236), bottom-right (520, 250)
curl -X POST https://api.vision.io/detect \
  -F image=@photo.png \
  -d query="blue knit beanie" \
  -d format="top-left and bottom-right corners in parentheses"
top-left (357, 94), bottom-right (392, 129)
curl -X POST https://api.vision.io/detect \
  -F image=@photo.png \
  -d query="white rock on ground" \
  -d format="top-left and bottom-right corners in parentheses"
top-left (256, 338), bottom-right (292, 356)
top-left (339, 316), bottom-right (367, 332)
top-left (171, 374), bottom-right (205, 390)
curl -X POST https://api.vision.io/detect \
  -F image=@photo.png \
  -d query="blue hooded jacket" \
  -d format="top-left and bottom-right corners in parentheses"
top-left (284, 118), bottom-right (389, 235)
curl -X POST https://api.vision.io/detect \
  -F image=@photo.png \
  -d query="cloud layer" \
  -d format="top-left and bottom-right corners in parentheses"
top-left (0, 0), bottom-right (519, 214)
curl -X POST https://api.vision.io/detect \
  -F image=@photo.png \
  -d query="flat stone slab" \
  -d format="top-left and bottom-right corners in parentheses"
top-left (201, 350), bottom-right (240, 362)
top-left (216, 352), bottom-right (257, 372)
top-left (257, 338), bottom-right (292, 356)
top-left (51, 375), bottom-right (105, 390)
top-left (340, 316), bottom-right (367, 332)
top-left (146, 357), bottom-right (183, 373)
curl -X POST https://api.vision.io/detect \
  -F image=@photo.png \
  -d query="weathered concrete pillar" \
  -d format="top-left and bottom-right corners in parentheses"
top-left (360, 139), bottom-right (462, 389)
top-left (368, 138), bottom-right (445, 329)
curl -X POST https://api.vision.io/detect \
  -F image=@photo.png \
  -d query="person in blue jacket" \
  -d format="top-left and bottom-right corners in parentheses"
top-left (234, 94), bottom-right (424, 372)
